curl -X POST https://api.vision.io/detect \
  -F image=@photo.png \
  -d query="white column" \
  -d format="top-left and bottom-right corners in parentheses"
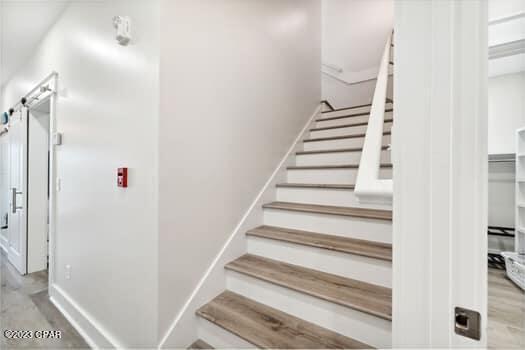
top-left (393, 0), bottom-right (488, 348)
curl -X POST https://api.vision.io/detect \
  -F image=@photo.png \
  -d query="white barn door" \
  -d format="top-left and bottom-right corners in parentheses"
top-left (8, 108), bottom-right (28, 275)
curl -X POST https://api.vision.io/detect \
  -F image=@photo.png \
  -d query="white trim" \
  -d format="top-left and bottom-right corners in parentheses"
top-left (489, 11), bottom-right (525, 26)
top-left (157, 105), bottom-right (322, 349)
top-left (49, 284), bottom-right (123, 349)
top-left (0, 238), bottom-right (7, 253)
top-left (322, 62), bottom-right (343, 73)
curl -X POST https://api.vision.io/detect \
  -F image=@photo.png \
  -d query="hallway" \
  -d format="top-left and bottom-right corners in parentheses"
top-left (0, 252), bottom-right (89, 349)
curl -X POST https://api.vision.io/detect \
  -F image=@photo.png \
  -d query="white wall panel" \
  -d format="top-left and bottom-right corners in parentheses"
top-left (1, 1), bottom-right (160, 347)
top-left (158, 0), bottom-right (321, 345)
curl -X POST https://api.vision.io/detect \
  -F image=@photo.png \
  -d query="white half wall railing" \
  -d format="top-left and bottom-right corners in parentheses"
top-left (355, 33), bottom-right (393, 205)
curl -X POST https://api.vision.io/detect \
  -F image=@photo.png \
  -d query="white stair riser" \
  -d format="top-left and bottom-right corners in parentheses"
top-left (287, 168), bottom-right (393, 184)
top-left (276, 187), bottom-right (392, 210)
top-left (303, 134), bottom-right (391, 152)
top-left (315, 115), bottom-right (370, 128)
top-left (226, 272), bottom-right (392, 349)
top-left (311, 123), bottom-right (392, 139)
top-left (295, 150), bottom-right (391, 166)
top-left (288, 168), bottom-right (358, 184)
top-left (263, 209), bottom-right (392, 244)
top-left (247, 236), bottom-right (392, 287)
top-left (197, 318), bottom-right (254, 349)
top-left (315, 111), bottom-right (393, 129)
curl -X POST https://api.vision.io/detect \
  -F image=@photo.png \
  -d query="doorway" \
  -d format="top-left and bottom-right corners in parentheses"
top-left (27, 99), bottom-right (51, 274)
top-left (486, 0), bottom-right (525, 347)
top-left (0, 73), bottom-right (57, 279)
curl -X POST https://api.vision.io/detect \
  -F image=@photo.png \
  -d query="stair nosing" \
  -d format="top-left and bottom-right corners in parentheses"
top-left (304, 131), bottom-right (391, 143)
top-left (316, 109), bottom-right (394, 123)
top-left (296, 146), bottom-right (388, 155)
top-left (286, 163), bottom-right (393, 170)
top-left (225, 255), bottom-right (393, 321)
top-left (311, 119), bottom-right (393, 132)
top-left (246, 225), bottom-right (392, 261)
top-left (262, 201), bottom-right (392, 221)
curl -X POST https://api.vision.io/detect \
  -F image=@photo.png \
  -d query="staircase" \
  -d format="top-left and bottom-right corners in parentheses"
top-left (189, 101), bottom-right (394, 349)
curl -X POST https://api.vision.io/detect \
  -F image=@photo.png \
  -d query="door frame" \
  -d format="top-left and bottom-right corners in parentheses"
top-left (4, 72), bottom-right (58, 282)
top-left (392, 1), bottom-right (488, 348)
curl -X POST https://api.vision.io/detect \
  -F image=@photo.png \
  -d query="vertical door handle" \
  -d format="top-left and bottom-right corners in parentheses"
top-left (11, 188), bottom-right (23, 214)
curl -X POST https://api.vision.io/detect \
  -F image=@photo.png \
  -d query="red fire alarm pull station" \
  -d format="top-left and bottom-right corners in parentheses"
top-left (118, 168), bottom-right (128, 188)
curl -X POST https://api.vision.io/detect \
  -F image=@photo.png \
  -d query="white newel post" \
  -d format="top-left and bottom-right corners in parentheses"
top-left (393, 0), bottom-right (488, 348)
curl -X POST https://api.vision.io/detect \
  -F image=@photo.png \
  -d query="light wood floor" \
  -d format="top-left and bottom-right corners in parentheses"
top-left (488, 268), bottom-right (525, 349)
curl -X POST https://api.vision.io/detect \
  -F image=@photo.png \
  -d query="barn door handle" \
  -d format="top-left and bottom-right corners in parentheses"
top-left (11, 188), bottom-right (23, 214)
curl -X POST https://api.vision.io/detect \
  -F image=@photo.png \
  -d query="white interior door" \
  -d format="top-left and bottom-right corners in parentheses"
top-left (393, 1), bottom-right (487, 347)
top-left (8, 108), bottom-right (28, 275)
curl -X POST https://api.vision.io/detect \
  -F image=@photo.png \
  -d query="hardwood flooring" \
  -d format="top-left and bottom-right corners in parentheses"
top-left (0, 252), bottom-right (89, 349)
top-left (488, 268), bottom-right (525, 349)
top-left (196, 291), bottom-right (372, 349)
top-left (262, 202), bottom-right (393, 221)
top-left (246, 225), bottom-right (392, 261)
top-left (225, 254), bottom-right (392, 320)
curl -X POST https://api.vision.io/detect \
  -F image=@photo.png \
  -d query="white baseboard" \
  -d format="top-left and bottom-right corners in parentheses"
top-left (157, 105), bottom-right (322, 349)
top-left (49, 284), bottom-right (123, 349)
top-left (0, 236), bottom-right (8, 254)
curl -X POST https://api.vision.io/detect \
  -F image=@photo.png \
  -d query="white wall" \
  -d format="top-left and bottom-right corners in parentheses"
top-left (158, 0), bottom-right (321, 341)
top-left (487, 73), bottom-right (524, 251)
top-left (1, 1), bottom-right (160, 347)
top-left (321, 0), bottom-right (393, 108)
top-left (488, 72), bottom-right (525, 154)
top-left (488, 0), bottom-right (525, 77)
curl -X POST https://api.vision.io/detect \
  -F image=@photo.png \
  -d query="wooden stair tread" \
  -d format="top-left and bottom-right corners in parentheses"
top-left (262, 202), bottom-right (392, 221)
top-left (304, 131), bottom-right (391, 143)
top-left (321, 102), bottom-right (372, 114)
top-left (297, 146), bottom-right (388, 155)
top-left (276, 183), bottom-right (355, 190)
top-left (197, 291), bottom-right (372, 349)
top-left (311, 119), bottom-right (393, 132)
top-left (287, 164), bottom-right (393, 170)
top-left (188, 339), bottom-right (214, 349)
top-left (316, 109), bottom-right (393, 123)
top-left (321, 100), bottom-right (393, 114)
top-left (226, 255), bottom-right (392, 320)
top-left (246, 225), bottom-right (392, 261)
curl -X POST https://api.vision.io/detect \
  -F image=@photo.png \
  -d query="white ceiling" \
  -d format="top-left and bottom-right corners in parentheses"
top-left (0, 0), bottom-right (70, 88)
